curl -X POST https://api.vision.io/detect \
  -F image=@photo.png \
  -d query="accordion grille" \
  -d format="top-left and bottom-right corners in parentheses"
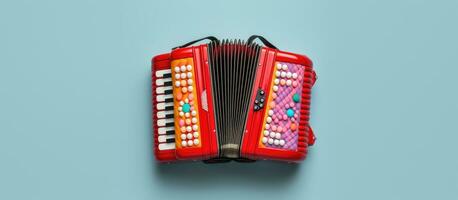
top-left (208, 40), bottom-right (261, 158)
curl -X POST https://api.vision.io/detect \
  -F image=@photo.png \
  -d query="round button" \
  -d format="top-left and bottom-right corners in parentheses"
top-left (180, 134), bottom-right (186, 140)
top-left (182, 103), bottom-right (191, 113)
top-left (181, 141), bottom-right (187, 147)
top-left (176, 92), bottom-right (183, 100)
top-left (180, 80), bottom-right (187, 87)
top-left (180, 65), bottom-right (186, 72)
top-left (269, 132), bottom-right (276, 138)
top-left (262, 137), bottom-right (268, 143)
top-left (268, 138), bottom-right (274, 144)
top-left (193, 132), bottom-right (199, 138)
top-left (293, 94), bottom-right (300, 103)
top-left (286, 72), bottom-right (292, 78)
top-left (263, 130), bottom-right (269, 136)
top-left (174, 66), bottom-right (180, 73)
top-left (286, 108), bottom-right (294, 117)
top-left (282, 64), bottom-right (288, 70)
top-left (194, 139), bottom-right (200, 145)
top-left (187, 133), bottom-right (193, 139)
top-left (186, 65), bottom-right (192, 71)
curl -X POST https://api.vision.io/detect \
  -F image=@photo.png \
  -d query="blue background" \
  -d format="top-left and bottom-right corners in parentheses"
top-left (1, 0), bottom-right (457, 199)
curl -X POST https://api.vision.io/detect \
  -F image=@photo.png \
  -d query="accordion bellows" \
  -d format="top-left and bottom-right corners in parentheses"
top-left (152, 36), bottom-right (316, 163)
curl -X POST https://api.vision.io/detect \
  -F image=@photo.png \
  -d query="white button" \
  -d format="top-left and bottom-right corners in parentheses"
top-left (193, 139), bottom-right (200, 145)
top-left (273, 86), bottom-right (278, 92)
top-left (193, 132), bottom-right (199, 138)
top-left (174, 67), bottom-right (180, 73)
top-left (266, 117), bottom-right (272, 123)
top-left (274, 139), bottom-right (280, 145)
top-left (282, 64), bottom-right (288, 70)
top-left (286, 80), bottom-right (292, 86)
top-left (180, 65), bottom-right (186, 72)
top-left (268, 110), bottom-right (274, 116)
top-left (187, 140), bottom-right (194, 146)
top-left (187, 133), bottom-right (193, 139)
top-left (268, 138), bottom-right (274, 144)
top-left (265, 124), bottom-right (270, 129)
top-left (275, 132), bottom-right (281, 139)
top-left (187, 72), bottom-right (192, 78)
top-left (276, 63), bottom-right (282, 70)
top-left (175, 81), bottom-right (180, 87)
top-left (180, 134), bottom-right (186, 140)
top-left (275, 71), bottom-right (281, 77)
top-left (279, 140), bottom-right (285, 146)
top-left (187, 79), bottom-right (193, 85)
top-left (179, 112), bottom-right (184, 117)
top-left (180, 73), bottom-right (186, 79)
top-left (188, 86), bottom-right (193, 92)
top-left (185, 112), bottom-right (190, 118)
top-left (175, 74), bottom-right (181, 79)
top-left (191, 110), bottom-right (197, 116)
top-left (263, 130), bottom-right (269, 136)
top-left (269, 132), bottom-right (276, 138)
top-left (192, 125), bottom-right (198, 131)
top-left (186, 65), bottom-right (192, 71)
top-left (179, 101), bottom-right (184, 105)
top-left (292, 73), bottom-right (298, 79)
top-left (262, 137), bottom-right (268, 143)
top-left (186, 126), bottom-right (192, 132)
top-left (181, 141), bottom-right (187, 147)
top-left (274, 79), bottom-right (279, 85)
top-left (286, 72), bottom-right (292, 78)
top-left (178, 107), bottom-right (182, 111)
top-left (191, 117), bottom-right (197, 124)
top-left (280, 71), bottom-right (286, 78)
top-left (184, 98), bottom-right (189, 103)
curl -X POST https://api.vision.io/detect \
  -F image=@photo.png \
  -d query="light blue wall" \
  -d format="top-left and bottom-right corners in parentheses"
top-left (1, 0), bottom-right (457, 199)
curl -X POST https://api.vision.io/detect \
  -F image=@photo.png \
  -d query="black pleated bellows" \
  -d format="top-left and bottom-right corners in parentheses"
top-left (208, 40), bottom-right (261, 159)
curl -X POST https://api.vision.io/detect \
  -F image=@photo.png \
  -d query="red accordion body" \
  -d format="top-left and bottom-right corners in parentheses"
top-left (152, 37), bottom-right (316, 163)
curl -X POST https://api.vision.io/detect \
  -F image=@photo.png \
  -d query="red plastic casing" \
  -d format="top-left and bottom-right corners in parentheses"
top-left (240, 47), bottom-right (316, 162)
top-left (153, 45), bottom-right (316, 162)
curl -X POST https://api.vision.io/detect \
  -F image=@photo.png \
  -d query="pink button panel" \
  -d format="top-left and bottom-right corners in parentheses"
top-left (260, 62), bottom-right (305, 150)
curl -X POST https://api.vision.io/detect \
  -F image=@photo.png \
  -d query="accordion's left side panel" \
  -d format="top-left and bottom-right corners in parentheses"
top-left (170, 46), bottom-right (219, 161)
top-left (152, 53), bottom-right (177, 162)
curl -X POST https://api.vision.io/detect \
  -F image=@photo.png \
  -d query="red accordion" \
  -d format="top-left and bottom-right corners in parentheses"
top-left (152, 35), bottom-right (316, 163)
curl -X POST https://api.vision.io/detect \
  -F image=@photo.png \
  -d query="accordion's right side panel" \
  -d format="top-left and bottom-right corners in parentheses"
top-left (247, 49), bottom-right (316, 162)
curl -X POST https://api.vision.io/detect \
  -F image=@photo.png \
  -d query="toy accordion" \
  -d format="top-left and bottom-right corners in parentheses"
top-left (152, 35), bottom-right (316, 163)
